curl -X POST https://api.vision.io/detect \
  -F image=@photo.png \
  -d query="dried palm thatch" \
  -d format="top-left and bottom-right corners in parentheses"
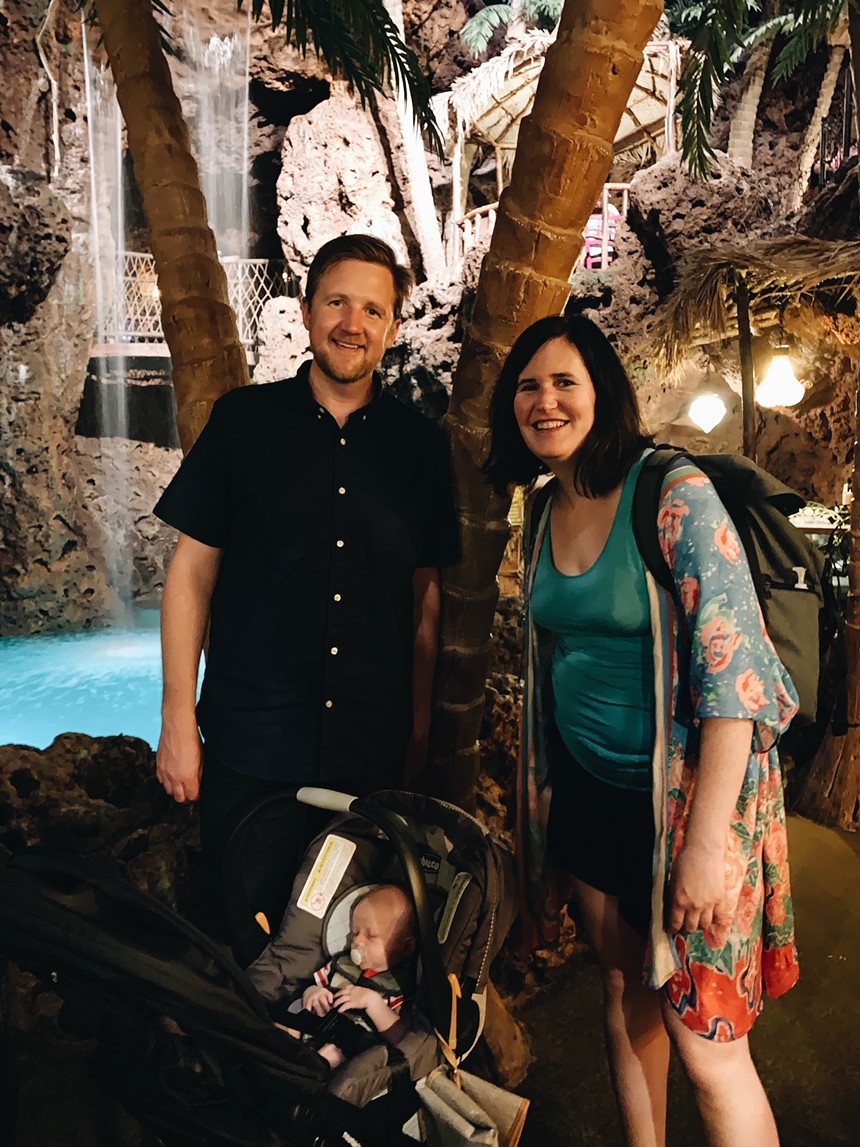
top-left (448, 31), bottom-right (556, 151)
top-left (653, 236), bottom-right (860, 372)
top-left (438, 33), bottom-right (680, 162)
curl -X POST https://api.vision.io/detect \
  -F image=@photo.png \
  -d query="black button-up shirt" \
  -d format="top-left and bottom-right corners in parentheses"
top-left (154, 363), bottom-right (460, 783)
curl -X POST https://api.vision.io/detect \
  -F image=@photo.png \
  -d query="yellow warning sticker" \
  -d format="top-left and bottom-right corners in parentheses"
top-left (297, 834), bottom-right (357, 918)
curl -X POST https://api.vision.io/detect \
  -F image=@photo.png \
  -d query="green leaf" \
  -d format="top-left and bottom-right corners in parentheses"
top-left (672, 0), bottom-right (756, 179)
top-left (460, 5), bottom-right (516, 58)
top-left (771, 0), bottom-right (844, 82)
top-left (249, 0), bottom-right (443, 156)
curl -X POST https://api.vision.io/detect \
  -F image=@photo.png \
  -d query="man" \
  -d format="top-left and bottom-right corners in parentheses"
top-left (153, 234), bottom-right (460, 871)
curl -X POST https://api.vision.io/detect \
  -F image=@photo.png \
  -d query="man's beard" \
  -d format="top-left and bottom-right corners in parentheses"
top-left (313, 341), bottom-right (373, 385)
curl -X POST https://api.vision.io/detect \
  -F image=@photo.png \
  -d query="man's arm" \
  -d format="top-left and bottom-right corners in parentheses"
top-left (404, 565), bottom-right (442, 785)
top-left (156, 532), bottom-right (223, 804)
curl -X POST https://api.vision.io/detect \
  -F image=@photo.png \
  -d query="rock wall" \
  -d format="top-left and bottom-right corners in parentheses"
top-left (0, 6), bottom-right (120, 635)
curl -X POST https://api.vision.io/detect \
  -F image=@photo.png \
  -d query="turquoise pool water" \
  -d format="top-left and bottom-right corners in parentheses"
top-left (0, 609), bottom-right (199, 750)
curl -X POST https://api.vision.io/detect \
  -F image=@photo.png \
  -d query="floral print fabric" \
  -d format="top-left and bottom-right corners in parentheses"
top-left (519, 460), bottom-right (801, 1041)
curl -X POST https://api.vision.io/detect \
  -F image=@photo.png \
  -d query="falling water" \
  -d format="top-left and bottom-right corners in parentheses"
top-left (82, 32), bottom-right (132, 617)
top-left (183, 19), bottom-right (252, 260)
top-left (79, 14), bottom-right (253, 621)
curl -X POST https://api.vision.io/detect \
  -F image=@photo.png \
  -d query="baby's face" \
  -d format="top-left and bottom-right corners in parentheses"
top-left (349, 898), bottom-right (402, 972)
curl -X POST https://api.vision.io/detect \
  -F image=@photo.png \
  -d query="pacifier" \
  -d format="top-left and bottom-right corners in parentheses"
top-left (350, 945), bottom-right (364, 968)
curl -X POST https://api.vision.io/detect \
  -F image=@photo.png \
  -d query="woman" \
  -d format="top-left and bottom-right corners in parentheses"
top-left (485, 314), bottom-right (799, 1147)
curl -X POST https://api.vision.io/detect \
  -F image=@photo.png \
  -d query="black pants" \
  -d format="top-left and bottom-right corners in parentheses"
top-left (198, 749), bottom-right (400, 939)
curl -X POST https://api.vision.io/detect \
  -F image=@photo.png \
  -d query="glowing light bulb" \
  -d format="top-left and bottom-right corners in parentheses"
top-left (152, 283), bottom-right (160, 301)
top-left (755, 347), bottom-right (804, 408)
top-left (688, 393), bottom-right (727, 433)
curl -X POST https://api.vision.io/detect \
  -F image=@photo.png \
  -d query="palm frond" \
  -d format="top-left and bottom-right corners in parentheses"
top-left (249, 0), bottom-right (443, 155)
top-left (731, 14), bottom-right (793, 62)
top-left (528, 0), bottom-right (563, 23)
top-left (653, 235), bottom-right (860, 372)
top-left (460, 5), bottom-right (515, 58)
top-left (771, 0), bottom-right (845, 82)
top-left (674, 0), bottom-right (758, 179)
top-left (666, 0), bottom-right (758, 35)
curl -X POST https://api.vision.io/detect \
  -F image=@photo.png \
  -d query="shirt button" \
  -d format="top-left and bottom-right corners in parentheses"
top-left (330, 646), bottom-right (338, 656)
top-left (336, 539), bottom-right (344, 548)
top-left (325, 700), bottom-right (333, 709)
top-left (339, 437), bottom-right (347, 446)
top-left (338, 486), bottom-right (346, 495)
top-left (333, 593), bottom-right (342, 602)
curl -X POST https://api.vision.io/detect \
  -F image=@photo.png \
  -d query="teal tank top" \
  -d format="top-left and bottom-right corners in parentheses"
top-left (530, 452), bottom-right (655, 791)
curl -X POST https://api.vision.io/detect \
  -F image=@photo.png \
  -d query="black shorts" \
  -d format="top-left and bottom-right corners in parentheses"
top-left (545, 729), bottom-right (655, 938)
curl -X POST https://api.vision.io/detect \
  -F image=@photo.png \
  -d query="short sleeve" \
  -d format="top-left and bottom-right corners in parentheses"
top-left (153, 395), bottom-right (232, 548)
top-left (657, 469), bottom-right (799, 742)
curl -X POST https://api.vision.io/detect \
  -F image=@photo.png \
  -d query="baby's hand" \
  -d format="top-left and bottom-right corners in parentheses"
top-left (302, 985), bottom-right (334, 1015)
top-left (333, 985), bottom-right (379, 1014)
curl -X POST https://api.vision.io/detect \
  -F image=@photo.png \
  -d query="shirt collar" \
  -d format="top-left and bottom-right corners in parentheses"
top-left (291, 359), bottom-right (385, 417)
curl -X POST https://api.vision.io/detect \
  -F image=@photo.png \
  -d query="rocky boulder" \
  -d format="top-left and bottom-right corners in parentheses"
top-left (0, 734), bottom-right (200, 915)
top-left (0, 170), bottom-right (71, 326)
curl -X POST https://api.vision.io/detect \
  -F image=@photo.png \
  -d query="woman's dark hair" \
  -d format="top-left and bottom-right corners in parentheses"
top-left (483, 314), bottom-right (652, 498)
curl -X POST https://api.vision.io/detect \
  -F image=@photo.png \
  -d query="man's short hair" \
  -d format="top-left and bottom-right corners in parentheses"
top-left (304, 235), bottom-right (414, 319)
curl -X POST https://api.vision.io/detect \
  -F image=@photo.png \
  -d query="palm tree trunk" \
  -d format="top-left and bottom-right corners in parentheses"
top-left (727, 40), bottom-right (773, 170)
top-left (379, 0), bottom-right (446, 280)
top-left (428, 0), bottom-right (665, 810)
top-left (788, 43), bottom-right (846, 212)
top-left (94, 0), bottom-right (249, 455)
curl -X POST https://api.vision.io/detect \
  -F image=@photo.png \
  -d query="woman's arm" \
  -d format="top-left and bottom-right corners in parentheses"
top-left (668, 716), bottom-right (752, 936)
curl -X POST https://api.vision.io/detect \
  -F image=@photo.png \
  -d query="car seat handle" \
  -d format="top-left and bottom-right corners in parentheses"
top-left (296, 787), bottom-right (358, 813)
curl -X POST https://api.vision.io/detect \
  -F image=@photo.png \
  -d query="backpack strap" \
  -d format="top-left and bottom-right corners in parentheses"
top-left (524, 478), bottom-right (556, 566)
top-left (632, 446), bottom-right (688, 593)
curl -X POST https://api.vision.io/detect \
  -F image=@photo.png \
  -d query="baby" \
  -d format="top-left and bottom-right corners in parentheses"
top-left (290, 884), bottom-right (417, 1068)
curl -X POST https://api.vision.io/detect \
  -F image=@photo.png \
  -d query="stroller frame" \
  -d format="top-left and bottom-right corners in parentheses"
top-left (0, 784), bottom-right (513, 1146)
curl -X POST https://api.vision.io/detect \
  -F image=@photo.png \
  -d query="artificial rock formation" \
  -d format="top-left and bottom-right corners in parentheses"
top-left (277, 83), bottom-right (410, 270)
top-left (0, 734), bottom-right (199, 910)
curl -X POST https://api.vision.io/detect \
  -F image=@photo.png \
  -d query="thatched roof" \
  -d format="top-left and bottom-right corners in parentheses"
top-left (654, 236), bottom-right (860, 370)
top-left (434, 33), bottom-right (681, 160)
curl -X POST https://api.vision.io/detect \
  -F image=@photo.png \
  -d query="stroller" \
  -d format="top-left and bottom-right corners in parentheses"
top-left (0, 785), bottom-right (517, 1145)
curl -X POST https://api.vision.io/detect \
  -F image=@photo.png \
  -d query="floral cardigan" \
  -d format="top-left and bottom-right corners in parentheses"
top-left (519, 461), bottom-right (801, 1040)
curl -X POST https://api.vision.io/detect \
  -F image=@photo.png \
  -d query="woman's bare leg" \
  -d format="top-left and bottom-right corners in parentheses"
top-left (661, 998), bottom-right (779, 1147)
top-left (570, 876), bottom-right (670, 1147)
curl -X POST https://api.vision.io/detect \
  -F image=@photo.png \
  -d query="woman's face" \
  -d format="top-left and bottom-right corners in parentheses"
top-left (513, 337), bottom-right (597, 469)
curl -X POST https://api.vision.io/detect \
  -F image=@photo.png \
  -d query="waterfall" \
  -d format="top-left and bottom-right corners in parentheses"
top-left (82, 30), bottom-right (132, 618)
top-left (79, 13), bottom-right (253, 623)
top-left (183, 18), bottom-right (252, 261)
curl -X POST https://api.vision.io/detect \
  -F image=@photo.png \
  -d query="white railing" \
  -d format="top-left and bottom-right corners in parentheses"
top-left (454, 203), bottom-right (498, 261)
top-left (98, 252), bottom-right (288, 350)
top-left (580, 183), bottom-right (631, 271)
top-left (453, 183), bottom-right (631, 269)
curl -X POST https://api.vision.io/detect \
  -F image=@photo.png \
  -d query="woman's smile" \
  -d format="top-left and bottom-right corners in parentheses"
top-left (513, 337), bottom-right (597, 468)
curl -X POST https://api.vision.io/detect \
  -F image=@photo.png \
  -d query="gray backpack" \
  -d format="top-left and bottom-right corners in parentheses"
top-left (632, 447), bottom-right (839, 727)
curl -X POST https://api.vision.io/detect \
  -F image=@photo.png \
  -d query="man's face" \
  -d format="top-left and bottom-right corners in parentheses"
top-left (302, 258), bottom-right (401, 389)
